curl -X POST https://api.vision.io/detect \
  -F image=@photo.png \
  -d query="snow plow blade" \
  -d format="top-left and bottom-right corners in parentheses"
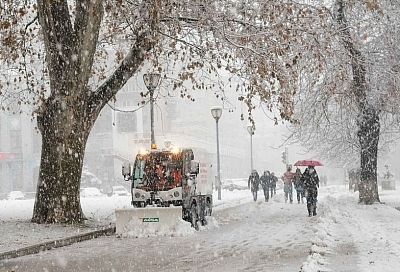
top-left (115, 206), bottom-right (183, 236)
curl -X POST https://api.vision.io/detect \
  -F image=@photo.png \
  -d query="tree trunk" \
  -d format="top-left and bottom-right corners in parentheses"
top-left (357, 107), bottom-right (380, 204)
top-left (30, 1), bottom-right (154, 224)
top-left (335, 0), bottom-right (380, 204)
top-left (32, 103), bottom-right (92, 224)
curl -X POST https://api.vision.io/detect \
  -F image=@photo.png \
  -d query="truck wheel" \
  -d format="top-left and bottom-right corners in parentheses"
top-left (191, 204), bottom-right (199, 230)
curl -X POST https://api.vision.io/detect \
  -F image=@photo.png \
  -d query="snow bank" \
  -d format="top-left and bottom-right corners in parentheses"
top-left (301, 186), bottom-right (400, 272)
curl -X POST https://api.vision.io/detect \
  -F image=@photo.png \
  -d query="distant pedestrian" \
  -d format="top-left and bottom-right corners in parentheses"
top-left (270, 172), bottom-right (278, 197)
top-left (282, 166), bottom-right (295, 204)
top-left (260, 170), bottom-right (271, 202)
top-left (294, 168), bottom-right (305, 204)
top-left (248, 170), bottom-right (260, 201)
top-left (322, 175), bottom-right (328, 186)
top-left (303, 166), bottom-right (320, 216)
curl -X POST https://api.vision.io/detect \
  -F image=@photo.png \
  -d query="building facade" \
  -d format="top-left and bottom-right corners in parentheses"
top-left (0, 112), bottom-right (41, 194)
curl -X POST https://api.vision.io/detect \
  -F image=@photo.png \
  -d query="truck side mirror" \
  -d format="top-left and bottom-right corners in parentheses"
top-left (190, 161), bottom-right (200, 175)
top-left (122, 162), bottom-right (132, 180)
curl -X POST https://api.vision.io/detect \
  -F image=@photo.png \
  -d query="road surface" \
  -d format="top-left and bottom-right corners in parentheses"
top-left (1, 192), bottom-right (317, 272)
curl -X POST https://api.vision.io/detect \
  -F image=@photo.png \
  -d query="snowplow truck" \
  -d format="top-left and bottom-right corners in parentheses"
top-left (120, 148), bottom-right (213, 230)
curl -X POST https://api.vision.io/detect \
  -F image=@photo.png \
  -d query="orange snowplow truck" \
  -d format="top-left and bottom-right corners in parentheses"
top-left (122, 148), bottom-right (213, 229)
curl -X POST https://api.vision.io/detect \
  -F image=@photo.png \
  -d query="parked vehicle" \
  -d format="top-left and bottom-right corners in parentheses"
top-left (81, 167), bottom-right (102, 188)
top-left (80, 187), bottom-right (104, 198)
top-left (222, 178), bottom-right (248, 191)
top-left (112, 185), bottom-right (129, 196)
top-left (7, 191), bottom-right (25, 200)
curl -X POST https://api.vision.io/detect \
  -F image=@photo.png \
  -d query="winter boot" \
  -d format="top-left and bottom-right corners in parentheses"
top-left (307, 204), bottom-right (312, 217)
top-left (313, 206), bottom-right (317, 216)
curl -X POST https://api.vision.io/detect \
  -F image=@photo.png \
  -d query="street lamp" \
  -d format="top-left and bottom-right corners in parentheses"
top-left (211, 106), bottom-right (223, 200)
top-left (143, 72), bottom-right (161, 148)
top-left (247, 124), bottom-right (255, 172)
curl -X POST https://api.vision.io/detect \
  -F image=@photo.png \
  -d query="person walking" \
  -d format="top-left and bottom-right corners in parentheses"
top-left (260, 170), bottom-right (271, 202)
top-left (294, 168), bottom-right (305, 204)
top-left (248, 170), bottom-right (260, 201)
top-left (282, 166), bottom-right (295, 204)
top-left (270, 172), bottom-right (278, 197)
top-left (303, 166), bottom-right (320, 216)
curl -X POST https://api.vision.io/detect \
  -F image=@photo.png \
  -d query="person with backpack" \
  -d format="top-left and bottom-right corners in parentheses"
top-left (294, 168), bottom-right (305, 204)
top-left (260, 170), bottom-right (271, 202)
top-left (248, 170), bottom-right (260, 201)
top-left (303, 166), bottom-right (320, 216)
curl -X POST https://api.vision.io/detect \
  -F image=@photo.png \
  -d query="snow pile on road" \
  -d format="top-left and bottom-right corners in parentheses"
top-left (121, 216), bottom-right (220, 238)
top-left (300, 200), bottom-right (334, 272)
top-left (121, 218), bottom-right (195, 238)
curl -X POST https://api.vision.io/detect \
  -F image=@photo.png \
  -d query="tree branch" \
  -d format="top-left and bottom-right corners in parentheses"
top-left (73, 0), bottom-right (104, 92)
top-left (37, 0), bottom-right (74, 94)
top-left (89, 33), bottom-right (156, 115)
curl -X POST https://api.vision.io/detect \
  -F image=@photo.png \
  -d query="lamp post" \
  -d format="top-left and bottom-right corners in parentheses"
top-left (211, 107), bottom-right (223, 200)
top-left (143, 72), bottom-right (161, 148)
top-left (247, 124), bottom-right (255, 172)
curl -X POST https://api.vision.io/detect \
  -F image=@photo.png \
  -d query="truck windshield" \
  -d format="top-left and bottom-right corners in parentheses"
top-left (134, 152), bottom-right (183, 190)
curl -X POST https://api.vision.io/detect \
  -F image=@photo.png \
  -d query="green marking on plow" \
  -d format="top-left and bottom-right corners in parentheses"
top-left (142, 217), bottom-right (160, 223)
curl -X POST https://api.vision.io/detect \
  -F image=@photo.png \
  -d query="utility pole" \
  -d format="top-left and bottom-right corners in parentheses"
top-left (211, 107), bottom-right (223, 200)
top-left (143, 73), bottom-right (161, 149)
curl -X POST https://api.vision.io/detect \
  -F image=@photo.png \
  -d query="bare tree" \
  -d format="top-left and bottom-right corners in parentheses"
top-left (0, 0), bottom-right (331, 223)
top-left (290, 0), bottom-right (400, 204)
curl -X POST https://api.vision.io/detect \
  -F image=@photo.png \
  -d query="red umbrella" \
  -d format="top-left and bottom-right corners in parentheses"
top-left (294, 160), bottom-right (323, 167)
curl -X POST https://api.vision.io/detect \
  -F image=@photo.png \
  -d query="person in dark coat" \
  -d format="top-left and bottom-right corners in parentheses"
top-left (248, 170), bottom-right (260, 201)
top-left (303, 166), bottom-right (320, 216)
top-left (294, 168), bottom-right (305, 204)
top-left (260, 170), bottom-right (271, 202)
top-left (270, 172), bottom-right (278, 197)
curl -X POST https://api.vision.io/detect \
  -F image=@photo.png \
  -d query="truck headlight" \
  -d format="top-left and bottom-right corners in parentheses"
top-left (134, 192), bottom-right (140, 198)
top-left (173, 191), bottom-right (180, 197)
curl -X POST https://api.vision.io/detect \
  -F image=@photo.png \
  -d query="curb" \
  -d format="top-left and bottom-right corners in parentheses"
top-left (0, 226), bottom-right (115, 261)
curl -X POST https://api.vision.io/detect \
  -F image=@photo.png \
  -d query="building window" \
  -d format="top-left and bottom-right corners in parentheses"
top-left (117, 112), bottom-right (137, 133)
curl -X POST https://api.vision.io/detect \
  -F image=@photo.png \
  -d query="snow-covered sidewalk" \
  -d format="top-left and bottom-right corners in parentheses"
top-left (0, 189), bottom-right (253, 254)
top-left (302, 185), bottom-right (400, 272)
top-left (0, 196), bottom-right (132, 253)
top-left (3, 185), bottom-right (400, 272)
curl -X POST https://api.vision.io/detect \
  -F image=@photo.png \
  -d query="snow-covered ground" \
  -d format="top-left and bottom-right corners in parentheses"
top-left (0, 189), bottom-right (251, 253)
top-left (303, 186), bottom-right (400, 272)
top-left (2, 185), bottom-right (400, 272)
